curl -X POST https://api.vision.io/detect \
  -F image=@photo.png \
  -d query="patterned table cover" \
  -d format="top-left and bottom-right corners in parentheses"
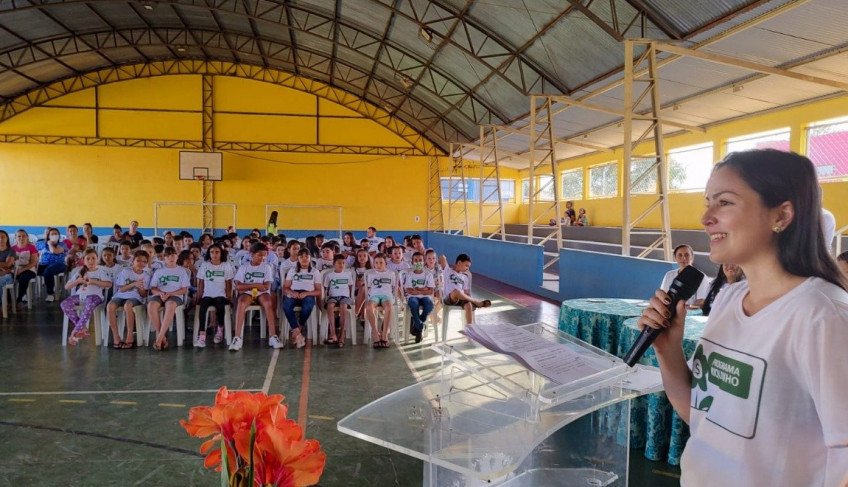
top-left (559, 298), bottom-right (706, 465)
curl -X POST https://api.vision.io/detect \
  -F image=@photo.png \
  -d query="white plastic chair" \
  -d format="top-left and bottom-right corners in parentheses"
top-left (141, 304), bottom-right (186, 347)
top-left (61, 303), bottom-right (106, 346)
top-left (193, 305), bottom-right (233, 345)
top-left (280, 301), bottom-right (318, 345)
top-left (363, 304), bottom-right (398, 345)
top-left (440, 305), bottom-right (470, 342)
top-left (241, 304), bottom-right (267, 340)
top-left (318, 302), bottom-right (358, 345)
top-left (2, 280), bottom-right (35, 317)
top-left (100, 304), bottom-right (146, 347)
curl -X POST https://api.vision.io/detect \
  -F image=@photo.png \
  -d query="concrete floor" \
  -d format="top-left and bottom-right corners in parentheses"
top-left (0, 277), bottom-right (679, 486)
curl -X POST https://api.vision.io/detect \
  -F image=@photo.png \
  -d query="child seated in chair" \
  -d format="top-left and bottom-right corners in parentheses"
top-left (147, 247), bottom-right (190, 350)
top-left (62, 249), bottom-right (113, 345)
top-left (439, 253), bottom-right (491, 326)
top-left (116, 241), bottom-right (133, 267)
top-left (282, 248), bottom-right (321, 349)
top-left (404, 252), bottom-right (435, 343)
top-left (195, 244), bottom-right (234, 348)
top-left (314, 243), bottom-right (335, 273)
top-left (230, 242), bottom-right (283, 352)
top-left (323, 254), bottom-right (354, 347)
top-left (106, 250), bottom-right (150, 349)
top-left (364, 253), bottom-right (398, 349)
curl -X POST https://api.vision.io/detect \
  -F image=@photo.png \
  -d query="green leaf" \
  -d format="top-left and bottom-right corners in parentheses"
top-left (698, 395), bottom-right (713, 411)
top-left (220, 437), bottom-right (230, 487)
top-left (247, 420), bottom-right (256, 487)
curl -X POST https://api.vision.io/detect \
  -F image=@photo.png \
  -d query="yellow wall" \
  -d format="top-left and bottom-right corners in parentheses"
top-left (514, 94), bottom-right (848, 229)
top-left (0, 75), bottom-right (434, 232)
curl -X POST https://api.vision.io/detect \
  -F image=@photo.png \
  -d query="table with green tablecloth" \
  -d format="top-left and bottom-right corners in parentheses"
top-left (559, 298), bottom-right (706, 465)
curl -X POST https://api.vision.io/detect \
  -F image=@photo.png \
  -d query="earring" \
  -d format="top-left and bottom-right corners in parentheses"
top-left (772, 225), bottom-right (782, 233)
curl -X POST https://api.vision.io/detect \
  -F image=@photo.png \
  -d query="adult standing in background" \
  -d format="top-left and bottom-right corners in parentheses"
top-left (82, 223), bottom-right (99, 246)
top-left (123, 220), bottom-right (143, 248)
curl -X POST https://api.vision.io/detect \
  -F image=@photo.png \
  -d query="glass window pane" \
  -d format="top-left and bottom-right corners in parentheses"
top-left (521, 179), bottom-right (529, 202)
top-left (668, 144), bottom-right (714, 191)
top-left (480, 180), bottom-right (516, 203)
top-left (630, 157), bottom-right (658, 194)
top-left (807, 119), bottom-right (848, 180)
top-left (500, 180), bottom-right (515, 202)
top-left (561, 169), bottom-right (583, 200)
top-left (727, 128), bottom-right (790, 153)
top-left (538, 176), bottom-right (554, 201)
top-left (589, 162), bottom-right (618, 198)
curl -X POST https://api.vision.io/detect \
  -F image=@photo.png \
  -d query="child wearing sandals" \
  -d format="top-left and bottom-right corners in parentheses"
top-left (365, 253), bottom-right (398, 348)
top-left (148, 247), bottom-right (190, 350)
top-left (106, 250), bottom-right (150, 349)
top-left (403, 252), bottom-right (435, 343)
top-left (62, 249), bottom-right (113, 345)
top-left (351, 248), bottom-right (372, 324)
top-left (230, 242), bottom-right (283, 352)
top-left (439, 253), bottom-right (491, 326)
top-left (195, 244), bottom-right (234, 348)
top-left (323, 254), bottom-right (354, 347)
top-left (99, 247), bottom-right (121, 300)
top-left (282, 248), bottom-right (322, 349)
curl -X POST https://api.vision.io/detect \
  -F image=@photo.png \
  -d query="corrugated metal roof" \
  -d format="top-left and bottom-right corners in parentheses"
top-left (641, 0), bottom-right (760, 36)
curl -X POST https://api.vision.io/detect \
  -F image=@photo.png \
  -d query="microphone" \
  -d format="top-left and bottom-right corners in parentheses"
top-left (623, 265), bottom-right (705, 367)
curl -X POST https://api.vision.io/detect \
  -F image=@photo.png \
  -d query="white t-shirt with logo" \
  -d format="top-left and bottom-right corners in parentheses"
top-left (279, 258), bottom-right (298, 284)
top-left (403, 271), bottom-right (435, 299)
top-left (285, 266), bottom-right (320, 293)
top-left (682, 278), bottom-right (848, 487)
top-left (76, 268), bottom-right (111, 299)
top-left (235, 262), bottom-right (274, 295)
top-left (323, 270), bottom-right (354, 299)
top-left (314, 258), bottom-right (334, 274)
top-left (443, 267), bottom-right (471, 296)
top-left (365, 270), bottom-right (397, 297)
top-left (387, 259), bottom-right (410, 274)
top-left (198, 262), bottom-right (235, 298)
top-left (113, 267), bottom-right (151, 301)
top-left (366, 236), bottom-right (383, 253)
top-left (660, 268), bottom-right (712, 306)
top-left (151, 266), bottom-right (191, 294)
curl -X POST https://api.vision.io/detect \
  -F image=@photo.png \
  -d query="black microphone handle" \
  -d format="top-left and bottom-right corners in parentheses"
top-left (623, 293), bottom-right (684, 367)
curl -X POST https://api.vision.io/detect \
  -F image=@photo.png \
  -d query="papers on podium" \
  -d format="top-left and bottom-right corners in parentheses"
top-left (463, 323), bottom-right (617, 385)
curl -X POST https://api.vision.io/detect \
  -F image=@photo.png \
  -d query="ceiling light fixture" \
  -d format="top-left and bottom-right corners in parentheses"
top-left (418, 26), bottom-right (434, 44)
top-left (396, 73), bottom-right (414, 91)
top-left (176, 46), bottom-right (187, 52)
top-left (142, 1), bottom-right (154, 10)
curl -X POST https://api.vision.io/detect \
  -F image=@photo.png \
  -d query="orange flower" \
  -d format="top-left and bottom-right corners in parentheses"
top-left (180, 387), bottom-right (325, 486)
top-left (251, 426), bottom-right (326, 487)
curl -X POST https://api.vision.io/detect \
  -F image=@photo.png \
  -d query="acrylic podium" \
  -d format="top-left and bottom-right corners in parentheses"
top-left (338, 322), bottom-right (663, 486)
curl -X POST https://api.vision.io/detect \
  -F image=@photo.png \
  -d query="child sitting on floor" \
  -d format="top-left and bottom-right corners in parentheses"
top-left (62, 249), bottom-right (113, 345)
top-left (439, 253), bottom-right (491, 326)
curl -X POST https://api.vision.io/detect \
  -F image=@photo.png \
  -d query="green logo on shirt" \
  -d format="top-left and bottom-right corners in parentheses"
top-left (691, 345), bottom-right (754, 402)
top-left (158, 275), bottom-right (180, 286)
top-left (330, 278), bottom-right (349, 288)
top-left (205, 270), bottom-right (225, 279)
top-left (244, 272), bottom-right (265, 283)
top-left (449, 274), bottom-right (464, 285)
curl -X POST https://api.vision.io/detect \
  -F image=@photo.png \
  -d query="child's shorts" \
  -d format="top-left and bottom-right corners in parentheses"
top-left (148, 295), bottom-right (183, 306)
top-left (326, 296), bottom-right (353, 307)
top-left (369, 294), bottom-right (392, 306)
top-left (110, 297), bottom-right (143, 308)
top-left (443, 296), bottom-right (469, 307)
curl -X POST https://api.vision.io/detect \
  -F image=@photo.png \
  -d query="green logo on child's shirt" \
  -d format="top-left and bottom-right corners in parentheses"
top-left (411, 278), bottom-right (426, 287)
top-left (158, 275), bottom-right (180, 285)
top-left (205, 269), bottom-right (225, 280)
top-left (330, 278), bottom-right (349, 288)
top-left (244, 272), bottom-right (265, 283)
top-left (449, 274), bottom-right (464, 285)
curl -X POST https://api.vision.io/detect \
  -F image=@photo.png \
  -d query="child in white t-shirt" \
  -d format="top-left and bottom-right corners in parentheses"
top-left (195, 244), bottom-right (234, 348)
top-left (283, 248), bottom-right (322, 349)
top-left (148, 247), bottom-right (191, 350)
top-left (386, 245), bottom-right (410, 274)
top-left (440, 253), bottom-right (491, 326)
top-left (323, 255), bottom-right (354, 347)
top-left (230, 242), bottom-right (282, 351)
top-left (351, 248), bottom-right (371, 324)
top-left (424, 249), bottom-right (444, 324)
top-left (106, 249), bottom-right (151, 348)
top-left (116, 241), bottom-right (133, 267)
top-left (365, 253), bottom-right (398, 349)
top-left (99, 247), bottom-right (121, 299)
top-left (404, 252), bottom-right (435, 343)
top-left (234, 238), bottom-right (253, 267)
top-left (61, 249), bottom-right (113, 345)
top-left (314, 244), bottom-right (335, 274)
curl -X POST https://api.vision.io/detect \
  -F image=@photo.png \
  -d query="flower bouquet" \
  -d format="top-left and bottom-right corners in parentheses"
top-left (181, 387), bottom-right (326, 487)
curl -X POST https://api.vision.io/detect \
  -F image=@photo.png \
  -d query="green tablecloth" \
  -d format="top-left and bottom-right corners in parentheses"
top-left (559, 298), bottom-right (706, 465)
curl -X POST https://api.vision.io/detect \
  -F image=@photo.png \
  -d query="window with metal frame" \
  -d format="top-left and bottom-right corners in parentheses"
top-left (589, 162), bottom-right (619, 198)
top-left (668, 143), bottom-right (714, 191)
top-left (561, 168), bottom-right (584, 200)
top-left (806, 117), bottom-right (848, 181)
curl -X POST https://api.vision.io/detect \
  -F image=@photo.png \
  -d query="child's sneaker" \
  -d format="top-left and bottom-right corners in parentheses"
top-left (45, 294), bottom-right (55, 303)
top-left (268, 335), bottom-right (284, 349)
top-left (213, 326), bottom-right (224, 344)
top-left (194, 334), bottom-right (206, 348)
top-left (228, 336), bottom-right (243, 352)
